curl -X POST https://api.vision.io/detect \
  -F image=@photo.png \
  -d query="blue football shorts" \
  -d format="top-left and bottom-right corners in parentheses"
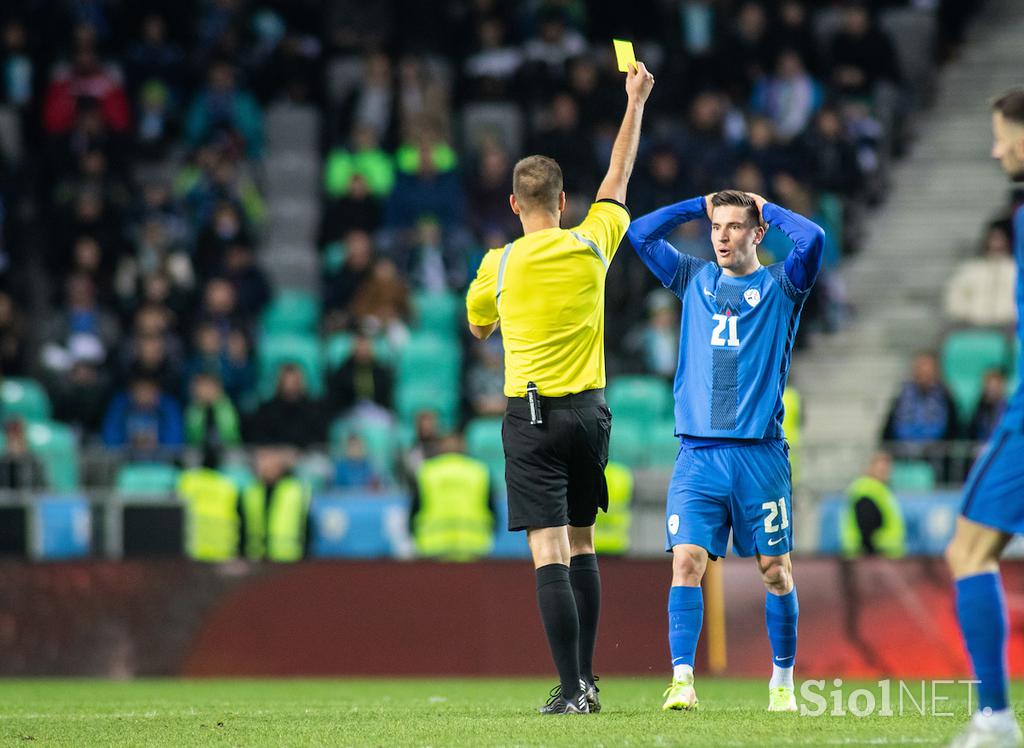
top-left (665, 439), bottom-right (793, 558)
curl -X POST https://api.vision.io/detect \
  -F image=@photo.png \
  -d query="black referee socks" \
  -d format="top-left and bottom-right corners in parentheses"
top-left (536, 563), bottom-right (582, 698)
top-left (570, 553), bottom-right (601, 683)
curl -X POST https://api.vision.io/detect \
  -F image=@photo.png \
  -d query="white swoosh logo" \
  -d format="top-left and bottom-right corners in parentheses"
top-left (768, 537), bottom-right (784, 546)
top-left (703, 288), bottom-right (715, 298)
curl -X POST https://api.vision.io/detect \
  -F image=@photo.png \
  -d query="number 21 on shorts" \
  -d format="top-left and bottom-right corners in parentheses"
top-left (761, 497), bottom-right (789, 533)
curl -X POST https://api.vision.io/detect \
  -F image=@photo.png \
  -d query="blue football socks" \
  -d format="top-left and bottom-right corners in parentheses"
top-left (668, 585), bottom-right (703, 676)
top-left (956, 572), bottom-right (1009, 712)
top-left (765, 587), bottom-right (799, 683)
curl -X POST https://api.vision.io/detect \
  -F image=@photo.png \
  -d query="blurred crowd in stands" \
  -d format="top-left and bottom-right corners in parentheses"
top-left (881, 197), bottom-right (1021, 488)
top-left (0, 0), bottom-right (990, 496)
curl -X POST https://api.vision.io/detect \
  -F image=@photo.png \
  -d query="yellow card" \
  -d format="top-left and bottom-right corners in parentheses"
top-left (613, 39), bottom-right (636, 73)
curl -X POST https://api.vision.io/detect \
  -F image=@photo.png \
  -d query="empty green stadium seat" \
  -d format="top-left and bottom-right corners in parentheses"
top-left (608, 417), bottom-right (646, 467)
top-left (1, 378), bottom-right (51, 422)
top-left (646, 419), bottom-right (681, 468)
top-left (941, 330), bottom-right (1011, 420)
top-left (485, 459), bottom-right (506, 491)
top-left (25, 420), bottom-right (78, 490)
top-left (413, 291), bottom-right (459, 337)
top-left (463, 418), bottom-right (506, 488)
top-left (372, 337), bottom-right (396, 366)
top-left (116, 463), bottom-right (180, 496)
top-left (396, 422), bottom-right (417, 452)
top-left (258, 333), bottom-right (323, 398)
top-left (465, 417), bottom-right (503, 463)
top-left (261, 290), bottom-right (319, 335)
top-left (331, 417), bottom-right (399, 480)
top-left (607, 376), bottom-right (674, 427)
top-left (395, 381), bottom-right (458, 430)
top-left (397, 333), bottom-right (462, 383)
top-left (323, 332), bottom-right (355, 372)
top-left (890, 460), bottom-right (936, 492)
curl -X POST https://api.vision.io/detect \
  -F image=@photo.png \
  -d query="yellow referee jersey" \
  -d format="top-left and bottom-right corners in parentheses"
top-left (466, 200), bottom-right (630, 397)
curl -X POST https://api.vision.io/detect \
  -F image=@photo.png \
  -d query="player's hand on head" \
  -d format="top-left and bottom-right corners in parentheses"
top-left (745, 192), bottom-right (768, 224)
top-left (625, 61), bottom-right (654, 103)
top-left (745, 192), bottom-right (768, 213)
top-left (704, 193), bottom-right (716, 219)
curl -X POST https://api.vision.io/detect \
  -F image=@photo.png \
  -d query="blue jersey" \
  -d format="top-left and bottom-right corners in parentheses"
top-left (1005, 203), bottom-right (1024, 431)
top-left (627, 197), bottom-right (825, 441)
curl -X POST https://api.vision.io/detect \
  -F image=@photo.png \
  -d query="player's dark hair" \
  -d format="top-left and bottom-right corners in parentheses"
top-left (992, 88), bottom-right (1024, 125)
top-left (512, 155), bottom-right (563, 213)
top-left (711, 190), bottom-right (760, 226)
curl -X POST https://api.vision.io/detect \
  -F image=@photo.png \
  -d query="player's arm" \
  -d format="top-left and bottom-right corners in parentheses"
top-left (751, 193), bottom-right (826, 292)
top-left (466, 249), bottom-right (501, 340)
top-left (469, 321), bottom-right (498, 340)
top-left (594, 62), bottom-right (654, 205)
top-left (626, 196), bottom-right (709, 288)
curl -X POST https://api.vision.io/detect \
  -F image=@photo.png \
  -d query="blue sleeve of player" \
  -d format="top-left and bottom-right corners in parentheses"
top-left (763, 202), bottom-right (826, 293)
top-left (1015, 204), bottom-right (1024, 265)
top-left (627, 196), bottom-right (708, 296)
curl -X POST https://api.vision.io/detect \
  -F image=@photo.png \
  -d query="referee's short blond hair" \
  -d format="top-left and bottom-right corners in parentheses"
top-left (513, 155), bottom-right (563, 213)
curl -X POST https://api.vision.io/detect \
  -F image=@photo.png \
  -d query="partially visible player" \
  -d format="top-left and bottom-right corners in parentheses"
top-left (626, 190), bottom-right (824, 712)
top-left (944, 89), bottom-right (1024, 748)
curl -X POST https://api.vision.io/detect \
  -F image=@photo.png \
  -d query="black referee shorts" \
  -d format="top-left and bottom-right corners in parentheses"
top-left (502, 388), bottom-right (611, 532)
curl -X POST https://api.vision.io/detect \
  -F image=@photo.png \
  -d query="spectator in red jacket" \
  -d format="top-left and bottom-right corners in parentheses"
top-left (42, 40), bottom-right (131, 135)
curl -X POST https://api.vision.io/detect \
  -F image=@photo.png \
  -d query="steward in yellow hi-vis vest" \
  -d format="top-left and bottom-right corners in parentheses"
top-left (179, 461), bottom-right (241, 563)
top-left (412, 435), bottom-right (493, 561)
top-left (595, 461), bottom-right (633, 555)
top-left (241, 447), bottom-right (310, 562)
top-left (782, 386), bottom-right (802, 486)
top-left (842, 451), bottom-right (906, 559)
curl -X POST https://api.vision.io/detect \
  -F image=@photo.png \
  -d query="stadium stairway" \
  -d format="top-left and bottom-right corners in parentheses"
top-left (795, 0), bottom-right (1024, 496)
top-left (259, 102), bottom-right (321, 292)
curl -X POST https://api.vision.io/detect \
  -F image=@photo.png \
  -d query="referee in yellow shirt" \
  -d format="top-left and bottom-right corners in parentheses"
top-left (466, 62), bottom-right (654, 715)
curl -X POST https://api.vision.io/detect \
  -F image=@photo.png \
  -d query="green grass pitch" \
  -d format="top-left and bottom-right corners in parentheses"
top-left (0, 678), bottom-right (1020, 747)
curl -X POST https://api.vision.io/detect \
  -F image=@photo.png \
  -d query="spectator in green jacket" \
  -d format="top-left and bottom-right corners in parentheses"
top-left (185, 371), bottom-right (241, 448)
top-left (324, 124), bottom-right (395, 198)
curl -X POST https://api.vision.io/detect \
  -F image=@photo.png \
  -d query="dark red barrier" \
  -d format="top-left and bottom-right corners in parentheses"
top-left (2, 558), bottom-right (1023, 678)
top-left (182, 559), bottom-right (681, 677)
top-left (772, 557), bottom-right (1024, 679)
top-left (0, 560), bottom-right (246, 676)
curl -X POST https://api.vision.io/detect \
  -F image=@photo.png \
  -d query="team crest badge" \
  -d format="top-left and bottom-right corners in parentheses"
top-left (668, 514), bottom-right (680, 535)
top-left (743, 288), bottom-right (761, 307)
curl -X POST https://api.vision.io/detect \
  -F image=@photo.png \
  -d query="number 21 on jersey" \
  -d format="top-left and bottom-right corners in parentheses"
top-left (711, 313), bottom-right (740, 347)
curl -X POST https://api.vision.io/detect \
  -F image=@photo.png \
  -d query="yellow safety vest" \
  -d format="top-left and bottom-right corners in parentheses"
top-left (242, 477), bottom-right (309, 562)
top-left (414, 453), bottom-right (492, 561)
top-left (783, 387), bottom-right (802, 486)
top-left (841, 476), bottom-right (906, 559)
top-left (595, 461), bottom-right (633, 555)
top-left (178, 468), bottom-right (240, 563)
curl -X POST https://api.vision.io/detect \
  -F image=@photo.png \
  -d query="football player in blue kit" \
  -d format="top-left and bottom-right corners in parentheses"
top-left (626, 190), bottom-right (824, 712)
top-left (944, 89), bottom-right (1024, 748)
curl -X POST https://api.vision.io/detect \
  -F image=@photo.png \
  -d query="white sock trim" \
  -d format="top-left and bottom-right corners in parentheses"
top-left (673, 664), bottom-right (694, 683)
top-left (770, 664), bottom-right (794, 689)
top-left (975, 707), bottom-right (1013, 723)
